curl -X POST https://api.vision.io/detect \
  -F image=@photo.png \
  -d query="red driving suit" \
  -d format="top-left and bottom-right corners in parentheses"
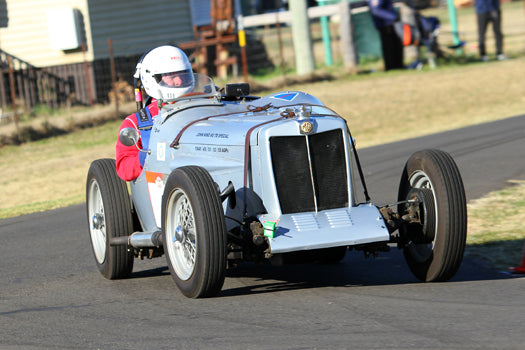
top-left (115, 100), bottom-right (159, 181)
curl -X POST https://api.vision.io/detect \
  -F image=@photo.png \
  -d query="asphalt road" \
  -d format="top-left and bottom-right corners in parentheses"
top-left (1, 115), bottom-right (524, 349)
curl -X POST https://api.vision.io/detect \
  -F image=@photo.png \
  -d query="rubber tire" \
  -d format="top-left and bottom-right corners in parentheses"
top-left (86, 159), bottom-right (134, 279)
top-left (162, 166), bottom-right (227, 298)
top-left (398, 149), bottom-right (467, 282)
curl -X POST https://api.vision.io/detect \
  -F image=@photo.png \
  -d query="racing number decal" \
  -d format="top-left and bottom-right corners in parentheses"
top-left (146, 171), bottom-right (166, 227)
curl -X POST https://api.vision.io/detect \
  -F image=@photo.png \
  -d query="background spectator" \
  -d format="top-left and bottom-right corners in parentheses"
top-left (367, 0), bottom-right (405, 70)
top-left (475, 0), bottom-right (505, 61)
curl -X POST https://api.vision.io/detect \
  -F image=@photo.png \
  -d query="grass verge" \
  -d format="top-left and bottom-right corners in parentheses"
top-left (466, 180), bottom-right (525, 271)
top-left (0, 120), bottom-right (119, 218)
top-left (3, 58), bottom-right (523, 219)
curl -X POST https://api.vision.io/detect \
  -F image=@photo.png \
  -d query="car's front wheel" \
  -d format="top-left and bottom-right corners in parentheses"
top-left (397, 149), bottom-right (467, 282)
top-left (162, 166), bottom-right (227, 298)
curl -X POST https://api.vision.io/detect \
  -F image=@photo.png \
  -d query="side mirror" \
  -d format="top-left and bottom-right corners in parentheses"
top-left (119, 127), bottom-right (139, 147)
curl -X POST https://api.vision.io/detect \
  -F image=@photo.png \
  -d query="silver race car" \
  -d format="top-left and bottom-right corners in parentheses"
top-left (86, 74), bottom-right (467, 298)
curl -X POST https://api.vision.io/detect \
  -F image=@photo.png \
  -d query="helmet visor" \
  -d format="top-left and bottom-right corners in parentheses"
top-left (154, 70), bottom-right (194, 88)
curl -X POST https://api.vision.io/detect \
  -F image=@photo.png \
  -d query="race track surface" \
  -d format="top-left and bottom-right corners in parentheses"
top-left (1, 115), bottom-right (524, 349)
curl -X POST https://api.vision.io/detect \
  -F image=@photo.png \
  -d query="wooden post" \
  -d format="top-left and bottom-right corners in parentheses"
top-left (339, 1), bottom-right (358, 69)
top-left (108, 39), bottom-right (119, 115)
top-left (276, 11), bottom-right (286, 78)
top-left (0, 56), bottom-right (6, 108)
top-left (81, 43), bottom-right (94, 106)
top-left (234, 0), bottom-right (249, 82)
top-left (15, 60), bottom-right (26, 110)
top-left (8, 56), bottom-right (20, 137)
top-left (217, 43), bottom-right (228, 79)
top-left (289, 0), bottom-right (315, 75)
top-left (22, 63), bottom-right (32, 110)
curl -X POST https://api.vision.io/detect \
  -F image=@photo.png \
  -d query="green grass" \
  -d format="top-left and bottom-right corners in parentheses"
top-left (0, 120), bottom-right (120, 219)
top-left (466, 181), bottom-right (525, 270)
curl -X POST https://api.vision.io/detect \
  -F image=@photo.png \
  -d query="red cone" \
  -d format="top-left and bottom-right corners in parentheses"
top-left (509, 241), bottom-right (525, 274)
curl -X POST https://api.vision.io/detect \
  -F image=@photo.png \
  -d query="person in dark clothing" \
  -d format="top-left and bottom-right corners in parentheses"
top-left (474, 0), bottom-right (505, 61)
top-left (367, 0), bottom-right (404, 70)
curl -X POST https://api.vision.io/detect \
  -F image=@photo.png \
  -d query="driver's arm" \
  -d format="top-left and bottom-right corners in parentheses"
top-left (115, 115), bottom-right (143, 181)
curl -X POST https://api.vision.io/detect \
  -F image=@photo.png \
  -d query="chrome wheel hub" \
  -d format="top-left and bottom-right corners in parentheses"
top-left (165, 189), bottom-right (197, 281)
top-left (88, 179), bottom-right (107, 264)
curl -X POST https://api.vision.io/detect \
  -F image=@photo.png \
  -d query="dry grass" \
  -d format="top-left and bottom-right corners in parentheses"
top-left (0, 102), bottom-right (136, 146)
top-left (1, 56), bottom-right (525, 219)
top-left (248, 2), bottom-right (525, 148)
top-left (277, 57), bottom-right (525, 148)
top-left (0, 120), bottom-right (119, 217)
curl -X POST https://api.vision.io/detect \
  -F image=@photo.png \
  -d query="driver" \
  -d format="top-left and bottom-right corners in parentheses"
top-left (116, 45), bottom-right (194, 181)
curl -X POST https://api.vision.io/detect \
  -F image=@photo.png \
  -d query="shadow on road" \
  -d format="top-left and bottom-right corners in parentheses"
top-left (218, 249), bottom-right (516, 297)
top-left (111, 244), bottom-right (520, 298)
top-left (131, 265), bottom-right (170, 278)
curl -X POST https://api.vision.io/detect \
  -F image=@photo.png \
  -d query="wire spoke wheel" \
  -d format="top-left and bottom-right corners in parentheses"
top-left (87, 179), bottom-right (107, 264)
top-left (165, 189), bottom-right (197, 280)
top-left (162, 166), bottom-right (227, 298)
top-left (86, 159), bottom-right (134, 279)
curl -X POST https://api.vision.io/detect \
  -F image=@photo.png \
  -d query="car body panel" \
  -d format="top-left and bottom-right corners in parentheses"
top-left (129, 86), bottom-right (390, 252)
top-left (259, 205), bottom-right (389, 254)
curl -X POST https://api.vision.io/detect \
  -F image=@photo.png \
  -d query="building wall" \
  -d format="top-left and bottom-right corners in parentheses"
top-left (87, 0), bottom-right (195, 60)
top-left (0, 0), bottom-right (216, 105)
top-left (0, 0), bottom-right (8, 28)
top-left (190, 0), bottom-right (212, 27)
top-left (0, 0), bottom-right (196, 67)
top-left (0, 0), bottom-right (92, 67)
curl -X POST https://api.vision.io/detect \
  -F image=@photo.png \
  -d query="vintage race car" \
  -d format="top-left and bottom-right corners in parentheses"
top-left (86, 74), bottom-right (467, 298)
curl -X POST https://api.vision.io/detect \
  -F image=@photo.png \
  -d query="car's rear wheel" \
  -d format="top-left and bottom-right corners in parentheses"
top-left (162, 166), bottom-right (227, 298)
top-left (398, 149), bottom-right (467, 282)
top-left (86, 159), bottom-right (134, 279)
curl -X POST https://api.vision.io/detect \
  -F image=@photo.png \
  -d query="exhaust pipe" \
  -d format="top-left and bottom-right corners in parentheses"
top-left (109, 230), bottom-right (163, 248)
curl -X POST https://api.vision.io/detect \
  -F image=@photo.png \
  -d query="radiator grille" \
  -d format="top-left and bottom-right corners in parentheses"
top-left (270, 129), bottom-right (348, 214)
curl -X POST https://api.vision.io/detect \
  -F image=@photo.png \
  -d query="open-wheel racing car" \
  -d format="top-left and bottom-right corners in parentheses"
top-left (86, 74), bottom-right (467, 298)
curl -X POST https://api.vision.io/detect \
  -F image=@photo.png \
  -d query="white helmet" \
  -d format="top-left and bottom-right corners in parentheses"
top-left (137, 45), bottom-right (194, 102)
